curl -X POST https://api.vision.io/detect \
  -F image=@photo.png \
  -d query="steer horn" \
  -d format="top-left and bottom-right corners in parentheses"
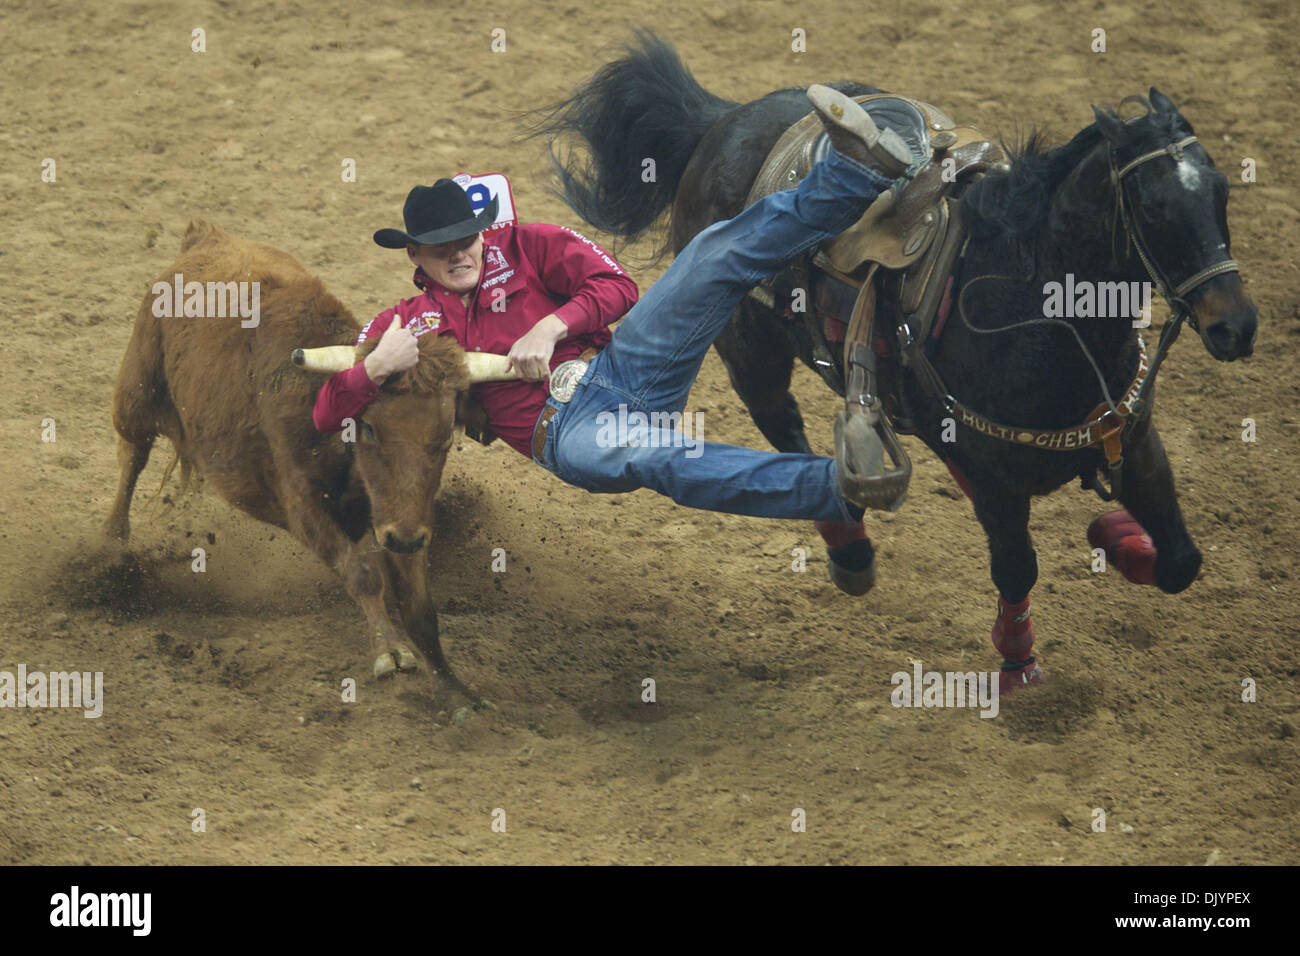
top-left (291, 346), bottom-right (356, 373)
top-left (291, 345), bottom-right (523, 384)
top-left (462, 352), bottom-right (521, 383)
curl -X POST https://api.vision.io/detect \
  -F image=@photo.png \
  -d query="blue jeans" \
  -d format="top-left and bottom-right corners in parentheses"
top-left (532, 149), bottom-right (894, 522)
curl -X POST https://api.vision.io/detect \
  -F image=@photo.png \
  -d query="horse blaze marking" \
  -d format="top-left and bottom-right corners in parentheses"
top-left (1177, 162), bottom-right (1202, 190)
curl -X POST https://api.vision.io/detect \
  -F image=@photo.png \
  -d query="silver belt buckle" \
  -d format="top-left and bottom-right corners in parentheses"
top-left (548, 358), bottom-right (589, 403)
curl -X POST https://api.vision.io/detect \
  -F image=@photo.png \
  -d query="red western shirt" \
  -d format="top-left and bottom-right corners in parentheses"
top-left (313, 223), bottom-right (638, 456)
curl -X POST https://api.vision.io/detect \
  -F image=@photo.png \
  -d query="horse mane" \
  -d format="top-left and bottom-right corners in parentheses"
top-left (961, 102), bottom-right (1186, 250)
top-left (355, 332), bottom-right (470, 395)
top-left (961, 124), bottom-right (1103, 247)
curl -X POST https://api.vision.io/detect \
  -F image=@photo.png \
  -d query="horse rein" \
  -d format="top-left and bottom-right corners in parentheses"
top-left (915, 126), bottom-right (1239, 500)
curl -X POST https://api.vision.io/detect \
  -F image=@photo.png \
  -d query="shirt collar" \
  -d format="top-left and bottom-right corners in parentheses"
top-left (412, 265), bottom-right (438, 294)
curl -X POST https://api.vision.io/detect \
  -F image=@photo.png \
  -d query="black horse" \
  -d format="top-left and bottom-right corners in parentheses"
top-left (539, 32), bottom-right (1257, 690)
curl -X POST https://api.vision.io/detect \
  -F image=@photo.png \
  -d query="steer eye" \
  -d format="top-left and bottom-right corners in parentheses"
top-left (359, 420), bottom-right (378, 444)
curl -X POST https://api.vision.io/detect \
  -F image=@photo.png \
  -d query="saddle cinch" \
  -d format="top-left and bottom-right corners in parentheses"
top-left (743, 94), bottom-right (1008, 512)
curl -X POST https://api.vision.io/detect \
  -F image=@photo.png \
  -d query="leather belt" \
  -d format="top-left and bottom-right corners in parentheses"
top-left (533, 405), bottom-right (560, 462)
top-left (532, 347), bottom-right (599, 462)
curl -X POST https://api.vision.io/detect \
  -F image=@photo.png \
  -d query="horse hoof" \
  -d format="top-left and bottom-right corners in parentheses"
top-left (393, 646), bottom-right (420, 672)
top-left (827, 547), bottom-right (876, 596)
top-left (999, 659), bottom-right (1045, 695)
top-left (373, 653), bottom-right (397, 679)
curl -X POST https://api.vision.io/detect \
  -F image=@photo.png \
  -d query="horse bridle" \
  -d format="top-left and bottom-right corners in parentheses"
top-left (1108, 127), bottom-right (1240, 428)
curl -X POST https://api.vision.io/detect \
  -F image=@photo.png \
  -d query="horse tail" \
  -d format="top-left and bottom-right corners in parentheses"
top-left (533, 29), bottom-right (737, 241)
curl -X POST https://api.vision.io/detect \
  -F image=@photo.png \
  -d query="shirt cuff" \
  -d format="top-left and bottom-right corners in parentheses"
top-left (552, 300), bottom-right (590, 336)
top-left (340, 361), bottom-right (380, 400)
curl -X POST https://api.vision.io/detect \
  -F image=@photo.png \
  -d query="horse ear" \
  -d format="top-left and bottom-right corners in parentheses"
top-left (1148, 87), bottom-right (1178, 115)
top-left (1091, 105), bottom-right (1126, 142)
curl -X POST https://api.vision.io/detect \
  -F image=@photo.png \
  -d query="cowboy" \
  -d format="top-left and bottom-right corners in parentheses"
top-left (313, 176), bottom-right (637, 453)
top-left (313, 87), bottom-right (910, 552)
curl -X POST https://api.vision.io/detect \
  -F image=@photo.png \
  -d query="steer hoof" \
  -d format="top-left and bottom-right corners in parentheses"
top-left (393, 645), bottom-right (420, 672)
top-left (451, 699), bottom-right (498, 723)
top-left (374, 646), bottom-right (420, 679)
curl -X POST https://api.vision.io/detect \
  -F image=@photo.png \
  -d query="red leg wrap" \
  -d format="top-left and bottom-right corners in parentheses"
top-left (1087, 509), bottom-right (1157, 585)
top-left (815, 519), bottom-right (867, 550)
top-left (991, 595), bottom-right (1035, 661)
top-left (991, 595), bottom-right (1045, 693)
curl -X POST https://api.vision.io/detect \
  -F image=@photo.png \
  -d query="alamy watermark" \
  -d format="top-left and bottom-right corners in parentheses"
top-left (1043, 275), bottom-right (1153, 328)
top-left (151, 272), bottom-right (260, 327)
top-left (891, 660), bottom-right (999, 718)
top-left (594, 404), bottom-right (705, 458)
top-left (0, 665), bottom-right (103, 718)
top-left (50, 886), bottom-right (150, 935)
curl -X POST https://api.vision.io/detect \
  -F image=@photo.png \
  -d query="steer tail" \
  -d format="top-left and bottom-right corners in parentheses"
top-left (532, 28), bottom-right (737, 243)
top-left (145, 448), bottom-right (196, 507)
top-left (150, 450), bottom-right (181, 502)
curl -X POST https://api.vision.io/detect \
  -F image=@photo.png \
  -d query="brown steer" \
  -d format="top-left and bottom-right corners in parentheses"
top-left (106, 219), bottom-right (499, 687)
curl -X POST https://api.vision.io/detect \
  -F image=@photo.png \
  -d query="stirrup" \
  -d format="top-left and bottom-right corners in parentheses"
top-left (835, 407), bottom-right (911, 512)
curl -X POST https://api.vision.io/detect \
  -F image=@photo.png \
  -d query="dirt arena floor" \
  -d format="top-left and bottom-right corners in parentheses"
top-left (1, 0), bottom-right (1296, 865)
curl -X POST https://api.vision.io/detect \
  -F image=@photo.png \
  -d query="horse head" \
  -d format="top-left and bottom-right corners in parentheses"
top-left (1091, 88), bottom-right (1257, 361)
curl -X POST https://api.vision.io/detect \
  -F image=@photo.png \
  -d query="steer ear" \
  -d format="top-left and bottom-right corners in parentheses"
top-left (463, 352), bottom-right (521, 383)
top-left (291, 345), bottom-right (357, 373)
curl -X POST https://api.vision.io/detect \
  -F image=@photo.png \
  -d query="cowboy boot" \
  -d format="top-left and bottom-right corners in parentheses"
top-left (806, 84), bottom-right (913, 179)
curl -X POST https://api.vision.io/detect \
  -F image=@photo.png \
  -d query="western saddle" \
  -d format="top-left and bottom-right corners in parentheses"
top-left (744, 93), bottom-right (1008, 511)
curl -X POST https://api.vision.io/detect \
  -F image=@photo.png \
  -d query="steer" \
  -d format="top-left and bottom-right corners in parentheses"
top-left (106, 219), bottom-right (505, 687)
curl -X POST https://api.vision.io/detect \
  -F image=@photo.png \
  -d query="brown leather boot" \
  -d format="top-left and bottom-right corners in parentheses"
top-left (806, 84), bottom-right (913, 179)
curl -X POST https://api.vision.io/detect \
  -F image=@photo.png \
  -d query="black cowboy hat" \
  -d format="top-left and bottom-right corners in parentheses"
top-left (373, 179), bottom-right (499, 248)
